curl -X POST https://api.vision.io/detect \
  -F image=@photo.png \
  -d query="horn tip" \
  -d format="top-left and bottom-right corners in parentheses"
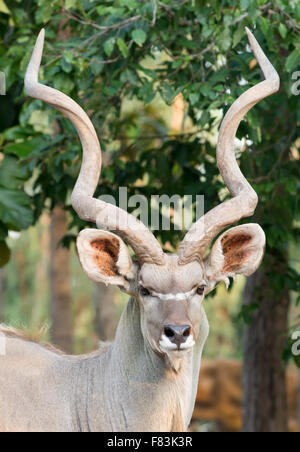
top-left (25, 29), bottom-right (46, 93)
top-left (36, 28), bottom-right (45, 48)
top-left (245, 27), bottom-right (257, 47)
top-left (245, 27), bottom-right (280, 89)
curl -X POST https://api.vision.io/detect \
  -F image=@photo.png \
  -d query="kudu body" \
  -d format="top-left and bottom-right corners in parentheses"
top-left (0, 29), bottom-right (279, 432)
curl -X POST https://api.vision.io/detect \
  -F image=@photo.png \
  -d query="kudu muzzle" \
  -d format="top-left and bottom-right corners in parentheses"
top-left (159, 298), bottom-right (195, 351)
top-left (163, 325), bottom-right (192, 350)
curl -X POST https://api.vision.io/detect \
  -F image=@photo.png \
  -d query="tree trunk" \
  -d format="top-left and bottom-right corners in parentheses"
top-left (50, 206), bottom-right (72, 353)
top-left (15, 247), bottom-right (29, 316)
top-left (94, 283), bottom-right (118, 342)
top-left (242, 265), bottom-right (289, 432)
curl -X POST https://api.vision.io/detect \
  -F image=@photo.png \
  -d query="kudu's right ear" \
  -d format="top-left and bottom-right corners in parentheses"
top-left (204, 224), bottom-right (265, 291)
top-left (76, 229), bottom-right (136, 290)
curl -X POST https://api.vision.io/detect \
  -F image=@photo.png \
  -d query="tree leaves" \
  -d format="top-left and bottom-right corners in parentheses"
top-left (5, 139), bottom-right (38, 158)
top-left (159, 83), bottom-right (176, 105)
top-left (233, 25), bottom-right (244, 48)
top-left (35, 1), bottom-right (58, 24)
top-left (131, 29), bottom-right (146, 46)
top-left (0, 0), bottom-right (10, 15)
top-left (117, 38), bottom-right (129, 58)
top-left (65, 0), bottom-right (77, 9)
top-left (278, 23), bottom-right (288, 40)
top-left (0, 241), bottom-right (10, 267)
top-left (0, 188), bottom-right (33, 230)
top-left (240, 0), bottom-right (250, 11)
top-left (0, 155), bottom-right (33, 232)
top-left (285, 49), bottom-right (300, 73)
top-left (104, 37), bottom-right (116, 57)
top-left (0, 0), bottom-right (299, 294)
top-left (0, 156), bottom-right (29, 190)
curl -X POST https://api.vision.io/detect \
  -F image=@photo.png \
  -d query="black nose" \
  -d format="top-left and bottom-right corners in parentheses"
top-left (164, 324), bottom-right (191, 348)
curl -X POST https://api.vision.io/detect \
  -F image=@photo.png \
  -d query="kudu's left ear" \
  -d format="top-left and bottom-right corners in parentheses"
top-left (205, 224), bottom-right (265, 290)
top-left (76, 229), bottom-right (135, 290)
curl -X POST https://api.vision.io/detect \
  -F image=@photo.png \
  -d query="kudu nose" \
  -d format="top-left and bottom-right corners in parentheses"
top-left (164, 325), bottom-right (191, 349)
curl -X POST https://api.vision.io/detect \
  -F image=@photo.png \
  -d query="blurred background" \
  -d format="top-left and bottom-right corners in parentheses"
top-left (0, 0), bottom-right (299, 432)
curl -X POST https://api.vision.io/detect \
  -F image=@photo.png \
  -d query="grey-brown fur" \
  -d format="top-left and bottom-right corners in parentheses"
top-left (0, 299), bottom-right (208, 432)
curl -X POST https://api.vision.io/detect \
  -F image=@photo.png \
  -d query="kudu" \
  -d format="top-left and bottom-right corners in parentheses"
top-left (0, 28), bottom-right (279, 432)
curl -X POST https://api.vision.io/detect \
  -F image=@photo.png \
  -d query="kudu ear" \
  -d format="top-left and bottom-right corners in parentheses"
top-left (76, 229), bottom-right (135, 290)
top-left (205, 224), bottom-right (265, 290)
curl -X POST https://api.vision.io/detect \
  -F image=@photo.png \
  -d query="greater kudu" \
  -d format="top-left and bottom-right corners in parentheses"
top-left (0, 28), bottom-right (279, 432)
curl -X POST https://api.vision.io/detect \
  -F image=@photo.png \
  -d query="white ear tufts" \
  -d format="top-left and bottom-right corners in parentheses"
top-left (224, 277), bottom-right (230, 291)
top-left (216, 276), bottom-right (231, 291)
top-left (116, 239), bottom-right (133, 277)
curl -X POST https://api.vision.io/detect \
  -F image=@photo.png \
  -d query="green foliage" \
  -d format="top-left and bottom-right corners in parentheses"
top-left (0, 240), bottom-right (10, 267)
top-left (0, 155), bottom-right (33, 232)
top-left (0, 1), bottom-right (300, 361)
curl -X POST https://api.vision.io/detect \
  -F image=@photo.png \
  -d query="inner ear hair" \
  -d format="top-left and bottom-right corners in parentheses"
top-left (206, 224), bottom-right (266, 288)
top-left (91, 237), bottom-right (120, 277)
top-left (76, 229), bottom-right (135, 288)
top-left (221, 233), bottom-right (252, 254)
top-left (221, 233), bottom-right (252, 273)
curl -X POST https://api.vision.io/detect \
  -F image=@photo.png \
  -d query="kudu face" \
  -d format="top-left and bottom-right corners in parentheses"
top-left (136, 225), bottom-right (266, 355)
top-left (25, 28), bottom-right (279, 362)
top-left (75, 223), bottom-right (265, 358)
top-left (137, 257), bottom-right (206, 355)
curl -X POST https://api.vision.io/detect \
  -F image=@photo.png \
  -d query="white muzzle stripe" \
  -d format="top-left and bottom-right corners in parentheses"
top-left (159, 334), bottom-right (195, 352)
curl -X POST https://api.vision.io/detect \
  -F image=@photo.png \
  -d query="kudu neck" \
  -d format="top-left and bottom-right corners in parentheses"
top-left (112, 297), bottom-right (165, 374)
top-left (93, 297), bottom-right (208, 431)
top-left (81, 297), bottom-right (207, 431)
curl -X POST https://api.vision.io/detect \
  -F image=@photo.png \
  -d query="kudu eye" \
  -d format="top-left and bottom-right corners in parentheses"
top-left (140, 287), bottom-right (151, 297)
top-left (196, 286), bottom-right (205, 296)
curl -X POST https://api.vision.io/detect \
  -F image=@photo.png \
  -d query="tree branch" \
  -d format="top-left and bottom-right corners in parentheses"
top-left (63, 9), bottom-right (142, 32)
top-left (152, 0), bottom-right (157, 27)
top-left (232, 2), bottom-right (272, 25)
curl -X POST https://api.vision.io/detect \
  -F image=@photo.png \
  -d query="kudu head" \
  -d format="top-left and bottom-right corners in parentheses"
top-left (25, 29), bottom-right (279, 358)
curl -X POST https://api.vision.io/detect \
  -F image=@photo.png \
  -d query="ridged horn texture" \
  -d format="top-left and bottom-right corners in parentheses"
top-left (178, 28), bottom-right (280, 265)
top-left (25, 29), bottom-right (165, 266)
